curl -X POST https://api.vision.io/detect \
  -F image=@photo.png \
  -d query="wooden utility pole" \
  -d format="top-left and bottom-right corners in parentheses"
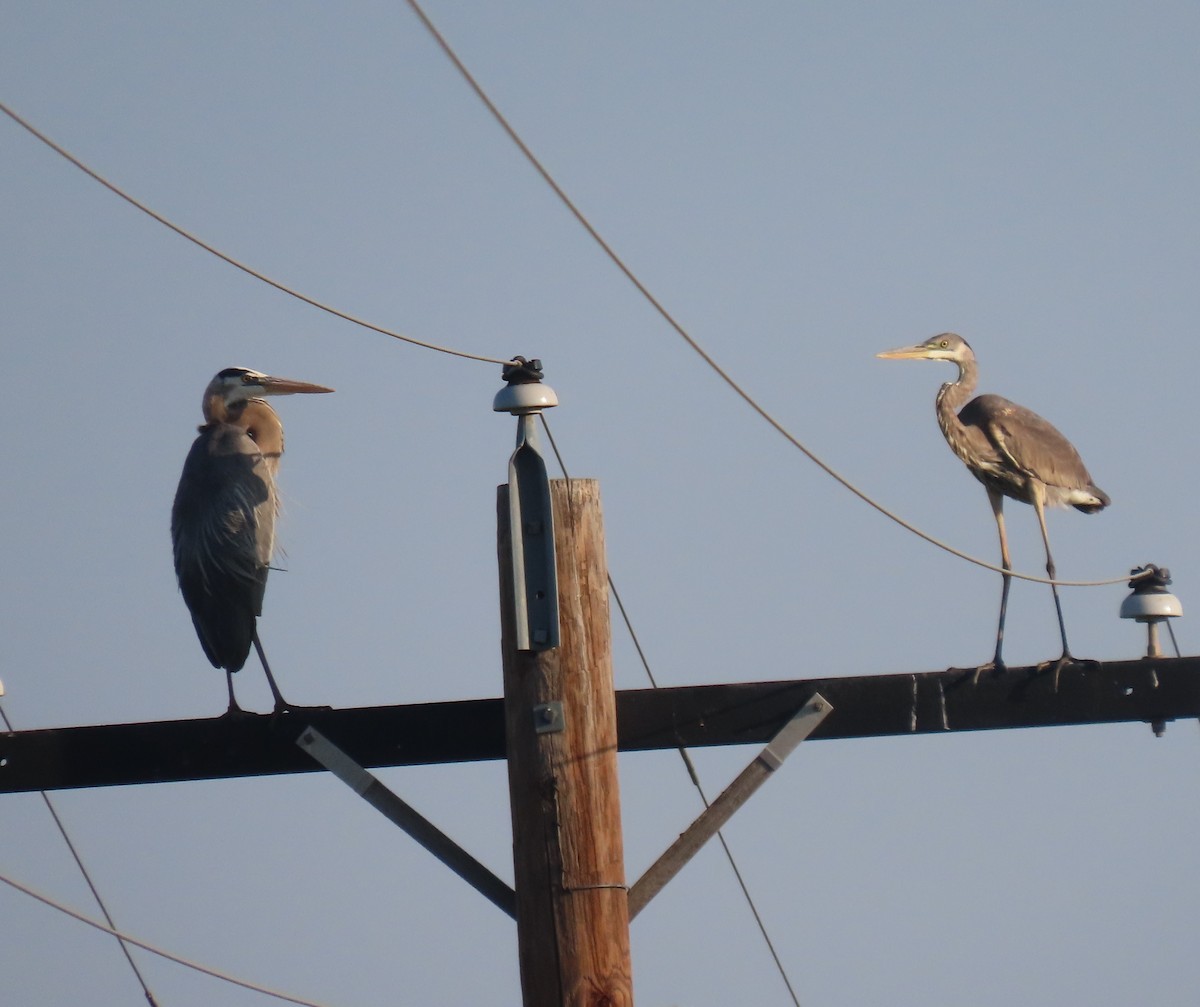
top-left (498, 478), bottom-right (633, 1007)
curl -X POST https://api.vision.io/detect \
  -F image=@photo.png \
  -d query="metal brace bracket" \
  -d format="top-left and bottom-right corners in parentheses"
top-left (627, 692), bottom-right (832, 918)
top-left (297, 726), bottom-right (516, 918)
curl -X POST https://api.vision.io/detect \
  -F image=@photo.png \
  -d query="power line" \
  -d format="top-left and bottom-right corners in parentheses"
top-left (0, 66), bottom-right (1144, 1005)
top-left (0, 869), bottom-right (333, 1007)
top-left (0, 100), bottom-right (512, 368)
top-left (0, 702), bottom-right (160, 1007)
top-left (540, 416), bottom-right (804, 1007)
top-left (1, 94), bottom-right (1131, 588)
top-left (403, 0), bottom-right (1137, 592)
top-left (1, 80), bottom-right (1140, 592)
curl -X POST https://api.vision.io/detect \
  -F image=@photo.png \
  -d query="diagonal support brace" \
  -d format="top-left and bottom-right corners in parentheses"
top-left (297, 727), bottom-right (516, 918)
top-left (627, 692), bottom-right (832, 919)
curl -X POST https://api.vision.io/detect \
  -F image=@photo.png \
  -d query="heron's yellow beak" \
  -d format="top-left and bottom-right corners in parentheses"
top-left (876, 343), bottom-right (934, 361)
top-left (256, 376), bottom-right (335, 396)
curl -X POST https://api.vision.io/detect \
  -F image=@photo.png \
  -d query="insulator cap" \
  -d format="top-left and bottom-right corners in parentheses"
top-left (1120, 591), bottom-right (1183, 622)
top-left (1121, 564), bottom-right (1182, 622)
top-left (493, 382), bottom-right (558, 414)
top-left (494, 356), bottom-right (559, 414)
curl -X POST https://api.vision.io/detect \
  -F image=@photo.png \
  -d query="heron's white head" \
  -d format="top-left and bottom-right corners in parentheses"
top-left (201, 367), bottom-right (334, 422)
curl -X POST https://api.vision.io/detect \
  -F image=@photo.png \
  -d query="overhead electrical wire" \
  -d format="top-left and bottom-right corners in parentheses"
top-left (0, 869), bottom-right (332, 1007)
top-left (0, 25), bottom-right (1157, 1007)
top-left (0, 101), bottom-right (511, 368)
top-left (0, 83), bottom-right (803, 1007)
top-left (540, 416), bottom-right (805, 1007)
top-left (0, 65), bottom-right (1141, 591)
top-left (401, 0), bottom-right (1141, 592)
top-left (0, 703), bottom-right (160, 1007)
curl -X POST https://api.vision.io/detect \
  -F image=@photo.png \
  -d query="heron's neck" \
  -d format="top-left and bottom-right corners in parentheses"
top-left (934, 358), bottom-right (977, 436)
top-left (200, 397), bottom-right (284, 455)
top-left (202, 392), bottom-right (255, 425)
top-left (238, 400), bottom-right (285, 457)
top-left (202, 392), bottom-right (229, 424)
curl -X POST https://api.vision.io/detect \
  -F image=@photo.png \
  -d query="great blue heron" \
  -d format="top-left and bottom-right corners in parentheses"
top-left (171, 367), bottom-right (333, 713)
top-left (877, 333), bottom-right (1109, 675)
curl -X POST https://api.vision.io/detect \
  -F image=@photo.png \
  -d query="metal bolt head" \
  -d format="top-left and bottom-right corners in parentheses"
top-left (533, 701), bottom-right (565, 734)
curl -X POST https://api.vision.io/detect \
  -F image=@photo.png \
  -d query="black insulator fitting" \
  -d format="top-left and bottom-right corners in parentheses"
top-left (1129, 564), bottom-right (1172, 592)
top-left (502, 357), bottom-right (545, 385)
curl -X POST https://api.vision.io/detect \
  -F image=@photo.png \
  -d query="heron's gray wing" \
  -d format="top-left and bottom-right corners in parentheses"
top-left (968, 394), bottom-right (1094, 492)
top-left (171, 426), bottom-right (272, 671)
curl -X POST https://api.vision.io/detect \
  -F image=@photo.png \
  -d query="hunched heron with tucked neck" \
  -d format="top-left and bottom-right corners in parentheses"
top-left (171, 367), bottom-right (333, 713)
top-left (878, 333), bottom-right (1109, 677)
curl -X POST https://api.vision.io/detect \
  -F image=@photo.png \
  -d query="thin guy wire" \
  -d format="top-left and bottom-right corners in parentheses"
top-left (0, 702), bottom-right (159, 1007)
top-left (539, 416), bottom-right (804, 1007)
top-left (1167, 620), bottom-right (1182, 659)
top-left (405, 0), bottom-right (1137, 591)
top-left (0, 100), bottom-right (512, 368)
top-left (0, 869), bottom-right (331, 1007)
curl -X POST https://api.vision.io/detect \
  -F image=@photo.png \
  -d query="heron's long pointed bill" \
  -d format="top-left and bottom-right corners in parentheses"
top-left (876, 343), bottom-right (935, 361)
top-left (256, 376), bottom-right (335, 396)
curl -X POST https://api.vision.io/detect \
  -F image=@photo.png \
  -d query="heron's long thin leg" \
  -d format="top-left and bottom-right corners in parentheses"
top-left (252, 630), bottom-right (289, 713)
top-left (1029, 485), bottom-right (1096, 690)
top-left (1031, 486), bottom-right (1071, 660)
top-left (989, 488), bottom-right (1012, 672)
top-left (970, 489), bottom-right (1011, 683)
top-left (224, 670), bottom-right (241, 715)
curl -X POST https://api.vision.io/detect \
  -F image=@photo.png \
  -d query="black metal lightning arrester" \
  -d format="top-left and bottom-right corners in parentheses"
top-left (494, 357), bottom-right (560, 651)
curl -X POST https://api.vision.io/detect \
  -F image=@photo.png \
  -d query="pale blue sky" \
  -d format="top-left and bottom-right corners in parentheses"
top-left (2, 3), bottom-right (1199, 1005)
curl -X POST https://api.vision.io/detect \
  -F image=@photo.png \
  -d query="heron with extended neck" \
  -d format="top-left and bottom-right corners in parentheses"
top-left (171, 367), bottom-right (333, 713)
top-left (877, 333), bottom-right (1109, 676)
